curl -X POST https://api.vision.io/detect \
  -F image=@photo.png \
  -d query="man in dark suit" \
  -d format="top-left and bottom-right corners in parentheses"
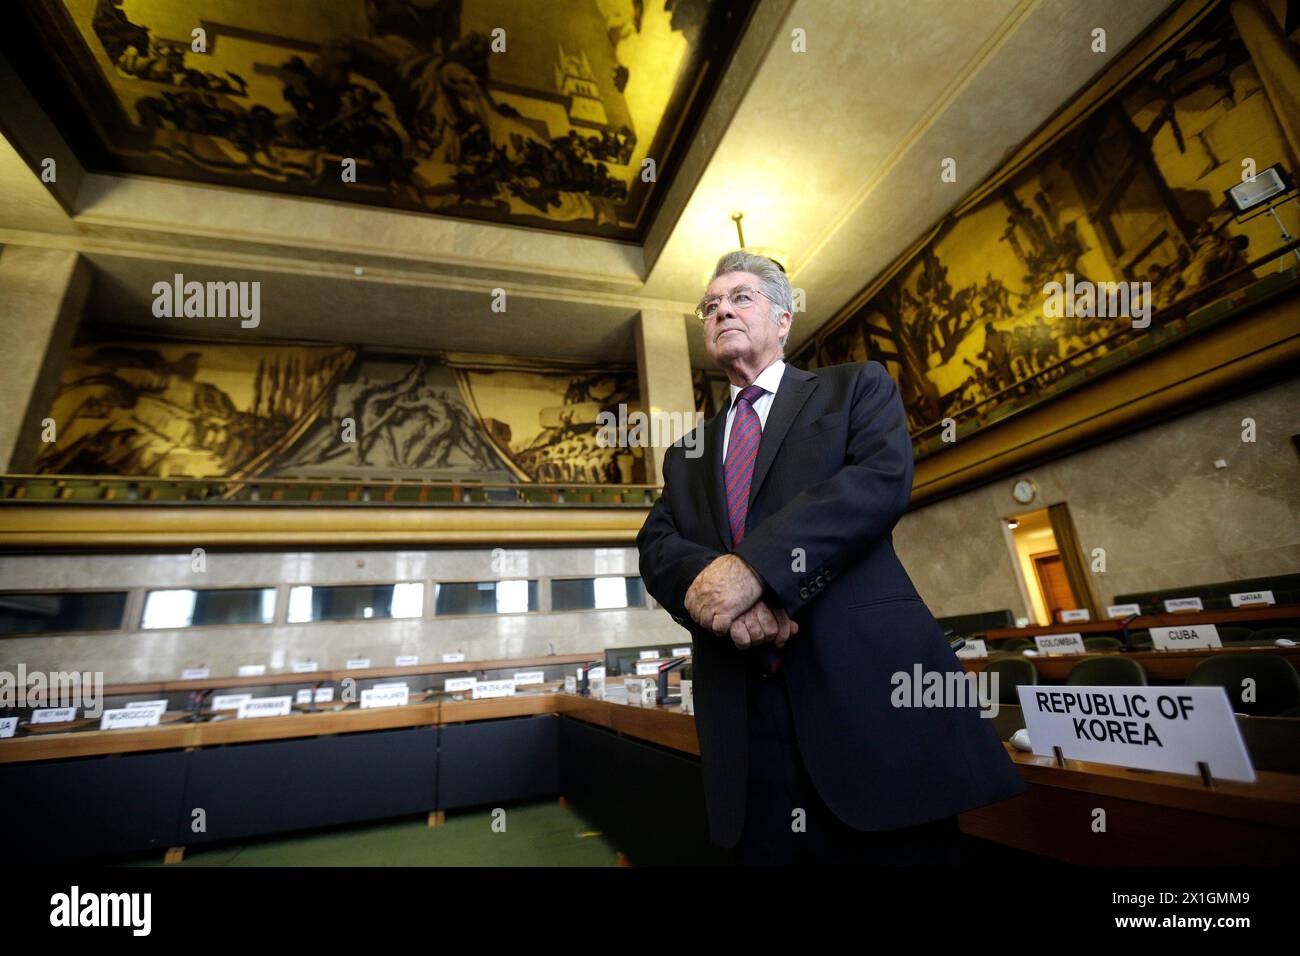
top-left (637, 251), bottom-right (1027, 865)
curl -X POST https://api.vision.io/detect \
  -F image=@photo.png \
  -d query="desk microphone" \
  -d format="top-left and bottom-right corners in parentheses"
top-left (655, 657), bottom-right (688, 705)
top-left (576, 660), bottom-right (602, 696)
top-left (1118, 613), bottom-right (1140, 651)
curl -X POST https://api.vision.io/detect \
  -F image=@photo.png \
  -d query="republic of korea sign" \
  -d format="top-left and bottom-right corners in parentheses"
top-left (1015, 685), bottom-right (1255, 782)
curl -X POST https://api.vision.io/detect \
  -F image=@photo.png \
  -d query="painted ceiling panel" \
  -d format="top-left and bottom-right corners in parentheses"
top-left (7, 0), bottom-right (753, 239)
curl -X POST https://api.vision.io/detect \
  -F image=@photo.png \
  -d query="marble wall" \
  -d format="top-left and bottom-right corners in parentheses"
top-left (895, 375), bottom-right (1300, 619)
top-left (0, 545), bottom-right (684, 684)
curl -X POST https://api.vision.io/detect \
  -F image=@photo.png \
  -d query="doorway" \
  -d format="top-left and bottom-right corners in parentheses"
top-left (1004, 503), bottom-right (1097, 625)
top-left (1006, 508), bottom-right (1062, 625)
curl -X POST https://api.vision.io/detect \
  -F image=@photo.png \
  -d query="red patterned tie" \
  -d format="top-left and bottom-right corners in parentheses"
top-left (724, 384), bottom-right (765, 545)
top-left (724, 385), bottom-right (783, 674)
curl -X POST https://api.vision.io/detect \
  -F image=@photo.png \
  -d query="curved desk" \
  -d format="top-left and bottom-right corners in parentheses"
top-left (2, 691), bottom-right (1296, 866)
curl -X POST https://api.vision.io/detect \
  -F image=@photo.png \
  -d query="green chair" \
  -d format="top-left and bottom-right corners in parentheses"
top-left (1186, 653), bottom-right (1300, 717)
top-left (22, 485), bottom-right (61, 499)
top-left (983, 657), bottom-right (1039, 704)
top-left (65, 482), bottom-right (107, 500)
top-left (147, 483), bottom-right (184, 501)
top-left (1067, 656), bottom-right (1148, 686)
top-left (1216, 626), bottom-right (1256, 643)
top-left (390, 485), bottom-right (422, 503)
top-left (1125, 629), bottom-right (1153, 650)
top-left (1083, 636), bottom-right (1122, 652)
top-left (97, 479), bottom-right (131, 501)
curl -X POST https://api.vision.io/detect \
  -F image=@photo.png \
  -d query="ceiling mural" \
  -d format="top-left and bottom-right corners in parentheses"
top-left (11, 0), bottom-right (752, 238)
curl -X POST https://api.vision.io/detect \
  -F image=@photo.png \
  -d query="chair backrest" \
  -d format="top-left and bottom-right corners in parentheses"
top-left (984, 658), bottom-right (1039, 703)
top-left (1066, 656), bottom-right (1148, 686)
top-left (1186, 653), bottom-right (1300, 716)
top-left (1125, 629), bottom-right (1152, 650)
top-left (1083, 636), bottom-right (1122, 652)
top-left (999, 638), bottom-right (1032, 653)
top-left (1215, 626), bottom-right (1257, 643)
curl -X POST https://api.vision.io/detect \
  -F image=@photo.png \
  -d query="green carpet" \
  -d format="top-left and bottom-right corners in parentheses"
top-left (120, 801), bottom-right (619, 867)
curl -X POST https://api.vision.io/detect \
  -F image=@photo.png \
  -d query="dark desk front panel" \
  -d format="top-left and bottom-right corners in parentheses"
top-left (559, 717), bottom-right (729, 865)
top-left (183, 726), bottom-right (439, 844)
top-left (437, 715), bottom-right (560, 810)
top-left (0, 751), bottom-right (188, 860)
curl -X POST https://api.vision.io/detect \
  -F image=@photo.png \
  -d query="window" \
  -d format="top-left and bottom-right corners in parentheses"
top-left (287, 583), bottom-right (423, 623)
top-left (141, 587), bottom-right (276, 629)
top-left (0, 591), bottom-right (127, 635)
top-left (551, 576), bottom-right (646, 612)
top-left (434, 580), bottom-right (539, 616)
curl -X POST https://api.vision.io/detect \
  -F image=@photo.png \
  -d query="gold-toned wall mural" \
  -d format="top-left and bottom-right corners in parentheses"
top-left (37, 338), bottom-right (645, 483)
top-left (788, 1), bottom-right (1299, 456)
top-left (37, 342), bottom-right (356, 478)
top-left (12, 0), bottom-right (752, 239)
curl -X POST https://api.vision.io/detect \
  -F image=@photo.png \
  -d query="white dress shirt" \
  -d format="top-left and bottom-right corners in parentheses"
top-left (721, 359), bottom-right (785, 461)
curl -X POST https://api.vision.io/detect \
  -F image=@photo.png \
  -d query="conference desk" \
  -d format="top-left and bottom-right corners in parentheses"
top-left (2, 691), bottom-right (1297, 866)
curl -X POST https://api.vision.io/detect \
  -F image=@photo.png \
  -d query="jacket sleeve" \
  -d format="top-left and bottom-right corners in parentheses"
top-left (636, 443), bottom-right (722, 624)
top-left (733, 362), bottom-right (913, 617)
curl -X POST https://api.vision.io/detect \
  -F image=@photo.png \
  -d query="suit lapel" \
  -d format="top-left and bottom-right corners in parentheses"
top-left (748, 365), bottom-right (818, 507)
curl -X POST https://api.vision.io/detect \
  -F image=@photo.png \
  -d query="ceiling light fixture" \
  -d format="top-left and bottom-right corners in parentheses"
top-left (731, 211), bottom-right (787, 273)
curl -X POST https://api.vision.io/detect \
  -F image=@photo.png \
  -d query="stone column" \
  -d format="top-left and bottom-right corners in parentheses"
top-left (0, 245), bottom-right (90, 472)
top-left (635, 309), bottom-right (698, 485)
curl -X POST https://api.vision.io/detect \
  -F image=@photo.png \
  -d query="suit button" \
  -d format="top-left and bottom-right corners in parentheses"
top-left (815, 575), bottom-right (825, 587)
top-left (799, 587), bottom-right (810, 600)
top-left (824, 569), bottom-right (834, 580)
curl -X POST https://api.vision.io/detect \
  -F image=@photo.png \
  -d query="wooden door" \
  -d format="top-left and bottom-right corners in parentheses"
top-left (1032, 552), bottom-right (1077, 624)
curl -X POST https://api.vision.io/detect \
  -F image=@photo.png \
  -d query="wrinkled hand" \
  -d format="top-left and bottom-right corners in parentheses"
top-left (728, 600), bottom-right (798, 650)
top-left (684, 554), bottom-right (764, 635)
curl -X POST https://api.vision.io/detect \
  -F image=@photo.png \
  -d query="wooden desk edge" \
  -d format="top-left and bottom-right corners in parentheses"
top-left (2, 696), bottom-right (1295, 829)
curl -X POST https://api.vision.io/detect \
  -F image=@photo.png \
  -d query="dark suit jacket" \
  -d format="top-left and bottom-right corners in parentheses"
top-left (636, 361), bottom-right (1027, 848)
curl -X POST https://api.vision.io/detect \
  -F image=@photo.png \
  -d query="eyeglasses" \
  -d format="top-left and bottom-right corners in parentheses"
top-left (694, 285), bottom-right (771, 322)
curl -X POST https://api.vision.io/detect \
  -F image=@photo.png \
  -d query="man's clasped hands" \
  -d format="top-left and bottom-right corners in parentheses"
top-left (683, 554), bottom-right (798, 650)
